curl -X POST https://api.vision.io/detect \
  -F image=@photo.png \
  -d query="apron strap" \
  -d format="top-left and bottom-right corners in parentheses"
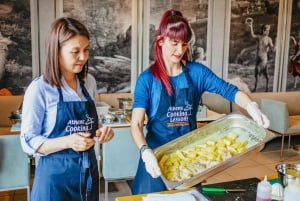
top-left (79, 79), bottom-right (93, 102)
top-left (182, 67), bottom-right (197, 130)
top-left (79, 78), bottom-right (98, 200)
top-left (80, 150), bottom-right (93, 201)
top-left (57, 87), bottom-right (64, 101)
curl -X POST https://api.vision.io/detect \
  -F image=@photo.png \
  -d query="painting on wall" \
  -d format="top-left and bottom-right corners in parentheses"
top-left (59, 0), bottom-right (134, 93)
top-left (144, 0), bottom-right (209, 67)
top-left (286, 0), bottom-right (300, 91)
top-left (227, 0), bottom-right (279, 92)
top-left (0, 0), bottom-right (32, 95)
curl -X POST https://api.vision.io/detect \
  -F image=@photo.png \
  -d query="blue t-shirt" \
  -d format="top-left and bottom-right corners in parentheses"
top-left (133, 61), bottom-right (238, 121)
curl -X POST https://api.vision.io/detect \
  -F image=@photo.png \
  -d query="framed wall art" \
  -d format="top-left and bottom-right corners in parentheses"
top-left (224, 0), bottom-right (281, 92)
top-left (56, 0), bottom-right (137, 93)
top-left (0, 0), bottom-right (38, 95)
top-left (285, 0), bottom-right (300, 91)
top-left (142, 0), bottom-right (211, 70)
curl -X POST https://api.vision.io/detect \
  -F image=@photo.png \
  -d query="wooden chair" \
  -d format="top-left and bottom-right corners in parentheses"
top-left (0, 134), bottom-right (31, 200)
top-left (261, 98), bottom-right (300, 160)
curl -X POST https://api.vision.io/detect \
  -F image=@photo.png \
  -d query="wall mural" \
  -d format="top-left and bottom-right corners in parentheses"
top-left (286, 0), bottom-right (300, 91)
top-left (228, 0), bottom-right (279, 92)
top-left (146, 0), bottom-right (209, 65)
top-left (61, 0), bottom-right (132, 93)
top-left (0, 0), bottom-right (32, 95)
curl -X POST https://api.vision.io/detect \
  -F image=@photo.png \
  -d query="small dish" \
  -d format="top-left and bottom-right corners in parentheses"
top-left (275, 163), bottom-right (300, 187)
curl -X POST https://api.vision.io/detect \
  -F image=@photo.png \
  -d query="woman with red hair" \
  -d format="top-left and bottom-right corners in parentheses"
top-left (130, 9), bottom-right (269, 194)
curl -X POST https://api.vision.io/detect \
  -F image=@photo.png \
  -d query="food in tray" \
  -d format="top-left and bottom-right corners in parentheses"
top-left (286, 168), bottom-right (300, 178)
top-left (158, 133), bottom-right (248, 181)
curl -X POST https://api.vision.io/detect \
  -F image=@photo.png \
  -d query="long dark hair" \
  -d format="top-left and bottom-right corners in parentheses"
top-left (43, 17), bottom-right (90, 87)
top-left (150, 9), bottom-right (192, 96)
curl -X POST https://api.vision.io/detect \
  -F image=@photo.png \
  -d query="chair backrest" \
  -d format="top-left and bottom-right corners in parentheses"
top-left (261, 98), bottom-right (289, 134)
top-left (102, 127), bottom-right (141, 180)
top-left (0, 134), bottom-right (30, 191)
top-left (201, 92), bottom-right (231, 114)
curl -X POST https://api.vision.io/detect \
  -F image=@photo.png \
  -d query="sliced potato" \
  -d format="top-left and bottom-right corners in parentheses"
top-left (158, 133), bottom-right (248, 181)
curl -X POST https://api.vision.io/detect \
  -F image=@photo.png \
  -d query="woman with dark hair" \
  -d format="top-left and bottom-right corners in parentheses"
top-left (20, 17), bottom-right (114, 201)
top-left (130, 9), bottom-right (270, 194)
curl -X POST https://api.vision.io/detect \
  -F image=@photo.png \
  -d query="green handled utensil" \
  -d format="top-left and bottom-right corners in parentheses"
top-left (202, 187), bottom-right (246, 193)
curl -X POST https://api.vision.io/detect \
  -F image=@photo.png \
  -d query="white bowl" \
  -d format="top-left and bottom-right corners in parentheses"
top-left (96, 101), bottom-right (110, 116)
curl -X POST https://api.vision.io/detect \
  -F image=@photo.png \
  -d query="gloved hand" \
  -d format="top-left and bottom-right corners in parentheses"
top-left (141, 148), bottom-right (161, 178)
top-left (246, 102), bottom-right (270, 128)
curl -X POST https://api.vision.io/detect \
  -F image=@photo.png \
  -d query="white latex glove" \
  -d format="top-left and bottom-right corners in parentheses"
top-left (246, 102), bottom-right (270, 128)
top-left (141, 149), bottom-right (161, 178)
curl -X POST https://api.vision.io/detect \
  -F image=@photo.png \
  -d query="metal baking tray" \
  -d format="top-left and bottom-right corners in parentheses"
top-left (154, 113), bottom-right (277, 190)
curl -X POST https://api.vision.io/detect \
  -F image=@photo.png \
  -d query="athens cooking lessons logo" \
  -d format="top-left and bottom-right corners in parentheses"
top-left (167, 102), bottom-right (192, 127)
top-left (65, 114), bottom-right (95, 134)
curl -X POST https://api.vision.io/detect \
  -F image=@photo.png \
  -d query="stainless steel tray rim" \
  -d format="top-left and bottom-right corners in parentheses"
top-left (154, 113), bottom-right (277, 190)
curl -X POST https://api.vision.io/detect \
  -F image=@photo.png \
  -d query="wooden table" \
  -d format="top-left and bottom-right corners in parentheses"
top-left (115, 177), bottom-right (275, 201)
top-left (115, 188), bottom-right (196, 201)
top-left (0, 126), bottom-right (19, 135)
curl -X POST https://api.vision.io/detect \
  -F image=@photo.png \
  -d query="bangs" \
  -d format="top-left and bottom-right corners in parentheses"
top-left (165, 21), bottom-right (192, 43)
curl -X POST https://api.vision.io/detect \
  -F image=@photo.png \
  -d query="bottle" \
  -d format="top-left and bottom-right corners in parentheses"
top-left (284, 178), bottom-right (300, 201)
top-left (271, 183), bottom-right (283, 201)
top-left (256, 175), bottom-right (272, 201)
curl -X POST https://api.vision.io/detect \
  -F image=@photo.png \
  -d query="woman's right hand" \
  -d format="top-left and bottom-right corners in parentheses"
top-left (142, 149), bottom-right (162, 178)
top-left (67, 132), bottom-right (96, 151)
top-left (95, 126), bottom-right (114, 144)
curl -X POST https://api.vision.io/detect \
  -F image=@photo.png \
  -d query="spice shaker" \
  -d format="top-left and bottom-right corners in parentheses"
top-left (256, 175), bottom-right (272, 201)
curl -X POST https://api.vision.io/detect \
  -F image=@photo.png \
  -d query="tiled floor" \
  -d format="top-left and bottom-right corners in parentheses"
top-left (1, 136), bottom-right (300, 201)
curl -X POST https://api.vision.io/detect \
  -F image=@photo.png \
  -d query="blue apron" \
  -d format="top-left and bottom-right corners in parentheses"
top-left (31, 80), bottom-right (99, 201)
top-left (131, 68), bottom-right (198, 194)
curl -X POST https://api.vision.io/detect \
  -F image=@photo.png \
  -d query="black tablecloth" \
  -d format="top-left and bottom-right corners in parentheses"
top-left (196, 177), bottom-right (260, 201)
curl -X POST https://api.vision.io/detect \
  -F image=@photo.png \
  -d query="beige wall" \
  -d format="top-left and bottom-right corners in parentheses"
top-left (0, 96), bottom-right (23, 127)
top-left (97, 93), bottom-right (133, 109)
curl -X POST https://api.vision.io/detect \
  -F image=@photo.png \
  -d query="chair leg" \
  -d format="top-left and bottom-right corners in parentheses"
top-left (10, 191), bottom-right (14, 201)
top-left (98, 177), bottom-right (101, 201)
top-left (105, 180), bottom-right (108, 201)
top-left (27, 186), bottom-right (30, 201)
top-left (280, 135), bottom-right (285, 161)
top-left (288, 134), bottom-right (291, 149)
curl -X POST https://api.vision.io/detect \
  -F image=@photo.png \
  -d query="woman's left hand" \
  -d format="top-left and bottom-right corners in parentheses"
top-left (247, 102), bottom-right (270, 128)
top-left (95, 126), bottom-right (114, 143)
